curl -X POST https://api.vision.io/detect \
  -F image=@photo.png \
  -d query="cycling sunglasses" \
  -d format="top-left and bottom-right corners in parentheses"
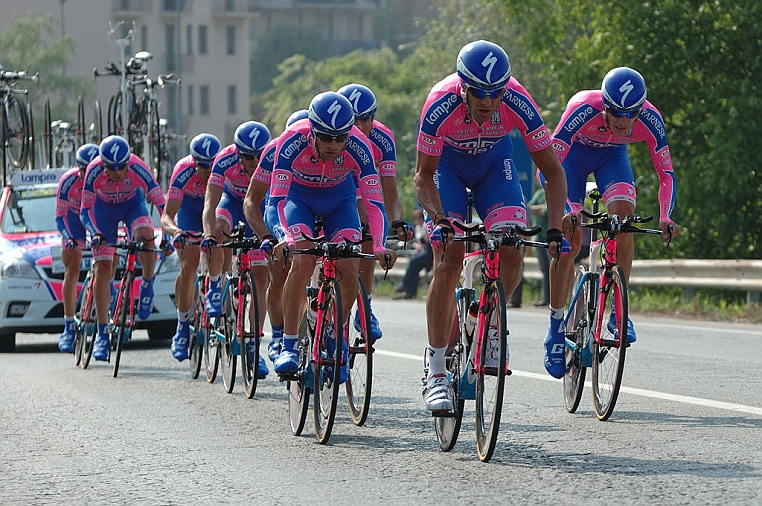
top-left (104, 163), bottom-right (128, 171)
top-left (194, 160), bottom-right (212, 169)
top-left (240, 151), bottom-right (262, 161)
top-left (466, 86), bottom-right (506, 100)
top-left (314, 131), bottom-right (349, 144)
top-left (605, 106), bottom-right (641, 119)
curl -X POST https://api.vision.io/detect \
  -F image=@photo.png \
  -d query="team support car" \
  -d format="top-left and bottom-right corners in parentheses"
top-left (0, 169), bottom-right (180, 352)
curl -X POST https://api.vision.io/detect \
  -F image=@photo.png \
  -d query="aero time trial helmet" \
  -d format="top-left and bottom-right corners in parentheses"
top-left (456, 40), bottom-right (511, 91)
top-left (76, 143), bottom-right (100, 168)
top-left (337, 83), bottom-right (377, 120)
top-left (601, 67), bottom-right (647, 113)
top-left (285, 109), bottom-right (309, 129)
top-left (308, 92), bottom-right (355, 136)
top-left (234, 121), bottom-right (271, 156)
top-left (189, 133), bottom-right (221, 164)
top-left (99, 135), bottom-right (131, 167)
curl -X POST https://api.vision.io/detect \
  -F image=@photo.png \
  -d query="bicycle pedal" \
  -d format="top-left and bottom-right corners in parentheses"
top-left (431, 409), bottom-right (456, 418)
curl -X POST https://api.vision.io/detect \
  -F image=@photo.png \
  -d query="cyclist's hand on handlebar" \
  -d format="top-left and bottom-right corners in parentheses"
top-left (90, 234), bottom-right (106, 250)
top-left (546, 228), bottom-right (571, 259)
top-left (200, 235), bottom-right (217, 253)
top-left (429, 217), bottom-right (454, 251)
top-left (271, 241), bottom-right (289, 263)
top-left (660, 219), bottom-right (680, 242)
top-left (392, 220), bottom-right (414, 242)
top-left (64, 238), bottom-right (79, 251)
top-left (172, 232), bottom-right (187, 250)
top-left (375, 248), bottom-right (397, 270)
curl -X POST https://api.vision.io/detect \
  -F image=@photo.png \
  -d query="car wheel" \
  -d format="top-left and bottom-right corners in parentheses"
top-left (0, 332), bottom-right (17, 353)
top-left (147, 321), bottom-right (175, 341)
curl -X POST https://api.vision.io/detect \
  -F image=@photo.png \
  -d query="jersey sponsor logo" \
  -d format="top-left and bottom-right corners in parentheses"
top-left (425, 94), bottom-right (459, 126)
top-left (447, 136), bottom-right (501, 154)
top-left (176, 167), bottom-right (193, 185)
top-left (327, 100), bottom-right (343, 128)
top-left (419, 144), bottom-right (438, 155)
top-left (552, 141), bottom-right (566, 152)
top-left (365, 177), bottom-right (379, 186)
top-left (562, 105), bottom-right (596, 134)
top-left (370, 130), bottom-right (394, 153)
top-left (502, 160), bottom-right (513, 180)
top-left (641, 109), bottom-right (666, 140)
top-left (217, 155), bottom-right (235, 170)
top-left (347, 138), bottom-right (373, 167)
top-left (660, 148), bottom-right (670, 158)
top-left (618, 80), bottom-right (635, 106)
top-left (274, 173), bottom-right (289, 181)
top-left (504, 91), bottom-right (535, 121)
top-left (281, 135), bottom-right (307, 160)
top-left (482, 51), bottom-right (498, 82)
top-left (420, 134), bottom-right (437, 146)
top-left (531, 130), bottom-right (547, 141)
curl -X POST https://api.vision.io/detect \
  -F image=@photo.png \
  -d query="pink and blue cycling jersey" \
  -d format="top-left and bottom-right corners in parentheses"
top-left (268, 121), bottom-right (386, 253)
top-left (551, 90), bottom-right (676, 221)
top-left (417, 73), bottom-right (551, 157)
top-left (167, 154), bottom-right (207, 202)
top-left (208, 144), bottom-right (250, 198)
top-left (367, 120), bottom-right (397, 178)
top-left (55, 168), bottom-right (85, 242)
top-left (80, 152), bottom-right (165, 233)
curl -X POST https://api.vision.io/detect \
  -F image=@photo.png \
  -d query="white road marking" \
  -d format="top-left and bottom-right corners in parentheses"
top-left (375, 349), bottom-right (762, 416)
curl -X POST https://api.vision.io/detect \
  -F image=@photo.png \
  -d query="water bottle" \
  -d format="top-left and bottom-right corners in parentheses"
top-left (464, 300), bottom-right (479, 337)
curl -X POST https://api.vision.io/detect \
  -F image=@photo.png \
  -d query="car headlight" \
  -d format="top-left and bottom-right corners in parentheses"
top-left (156, 252), bottom-right (181, 274)
top-left (0, 257), bottom-right (41, 279)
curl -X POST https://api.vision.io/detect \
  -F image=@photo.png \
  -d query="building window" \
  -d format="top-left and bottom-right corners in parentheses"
top-left (226, 25), bottom-right (236, 55)
top-left (227, 85), bottom-right (237, 115)
top-left (141, 25), bottom-right (148, 51)
top-left (186, 25), bottom-right (193, 55)
top-left (200, 85), bottom-right (210, 116)
top-left (187, 85), bottom-right (194, 115)
top-left (198, 25), bottom-right (208, 55)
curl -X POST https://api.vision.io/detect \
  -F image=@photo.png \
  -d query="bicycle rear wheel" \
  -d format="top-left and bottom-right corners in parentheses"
top-left (592, 264), bottom-right (628, 421)
top-left (203, 315), bottom-right (220, 383)
top-left (112, 271), bottom-right (133, 378)
top-left (219, 277), bottom-right (237, 393)
top-left (346, 277), bottom-right (373, 426)
top-left (147, 100), bottom-right (161, 177)
top-left (475, 281), bottom-right (507, 462)
top-left (313, 279), bottom-right (342, 444)
top-left (76, 96), bottom-right (85, 147)
top-left (3, 94), bottom-right (28, 169)
top-left (76, 276), bottom-right (96, 369)
top-left (239, 274), bottom-right (261, 399)
top-left (91, 99), bottom-right (102, 143)
top-left (188, 276), bottom-right (204, 379)
top-left (288, 313), bottom-right (311, 436)
top-left (563, 265), bottom-right (593, 413)
top-left (43, 97), bottom-right (52, 168)
top-left (25, 102), bottom-right (35, 169)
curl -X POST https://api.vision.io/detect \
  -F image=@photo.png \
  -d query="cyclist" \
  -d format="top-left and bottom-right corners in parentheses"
top-left (243, 109), bottom-right (309, 363)
top-left (161, 133), bottom-right (221, 361)
top-left (55, 143), bottom-right (100, 353)
top-left (201, 121), bottom-right (271, 379)
top-left (414, 40), bottom-right (569, 411)
top-left (337, 83), bottom-right (412, 343)
top-left (79, 135), bottom-right (167, 361)
top-left (264, 91), bottom-right (396, 378)
top-left (542, 66), bottom-right (681, 378)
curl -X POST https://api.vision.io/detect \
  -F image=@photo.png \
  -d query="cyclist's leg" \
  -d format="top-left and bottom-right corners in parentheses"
top-left (356, 201), bottom-right (388, 341)
top-left (123, 196), bottom-right (157, 320)
top-left (170, 202), bottom-right (203, 360)
top-left (263, 200), bottom-right (288, 361)
top-left (90, 201), bottom-right (120, 361)
top-left (58, 221), bottom-right (86, 353)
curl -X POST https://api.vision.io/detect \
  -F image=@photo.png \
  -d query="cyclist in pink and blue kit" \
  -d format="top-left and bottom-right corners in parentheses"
top-left (80, 135), bottom-right (167, 361)
top-left (202, 121), bottom-right (272, 379)
top-left (542, 67), bottom-right (681, 378)
top-left (414, 40), bottom-right (569, 412)
top-left (55, 143), bottom-right (99, 354)
top-left (264, 91), bottom-right (397, 377)
top-left (161, 133), bottom-right (221, 362)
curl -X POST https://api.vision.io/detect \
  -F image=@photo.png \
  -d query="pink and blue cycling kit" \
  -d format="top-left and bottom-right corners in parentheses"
top-left (417, 73), bottom-right (552, 231)
top-left (80, 153), bottom-right (165, 260)
top-left (55, 168), bottom-right (86, 246)
top-left (551, 90), bottom-right (676, 221)
top-left (267, 121), bottom-right (386, 253)
top-left (166, 155), bottom-right (206, 233)
top-left (368, 120), bottom-right (397, 179)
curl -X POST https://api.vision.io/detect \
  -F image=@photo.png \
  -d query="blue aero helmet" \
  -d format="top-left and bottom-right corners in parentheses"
top-left (285, 109), bottom-right (309, 129)
top-left (601, 67), bottom-right (647, 113)
top-left (456, 40), bottom-right (512, 92)
top-left (308, 92), bottom-right (355, 136)
top-left (337, 83), bottom-right (377, 120)
top-left (234, 121), bottom-right (271, 156)
top-left (99, 135), bottom-right (131, 167)
top-left (189, 133), bottom-right (221, 164)
top-left (76, 143), bottom-right (100, 169)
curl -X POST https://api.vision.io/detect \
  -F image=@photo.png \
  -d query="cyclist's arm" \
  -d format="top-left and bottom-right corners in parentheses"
top-left (243, 178), bottom-right (271, 240)
top-left (532, 146), bottom-right (567, 233)
top-left (202, 184), bottom-right (223, 238)
top-left (413, 150), bottom-right (445, 223)
top-left (160, 198), bottom-right (183, 237)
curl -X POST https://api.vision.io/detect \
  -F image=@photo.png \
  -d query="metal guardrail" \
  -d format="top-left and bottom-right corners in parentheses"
top-left (377, 256), bottom-right (762, 304)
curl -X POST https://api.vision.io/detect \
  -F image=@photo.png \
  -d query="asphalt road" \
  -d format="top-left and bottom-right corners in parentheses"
top-left (1, 300), bottom-right (760, 505)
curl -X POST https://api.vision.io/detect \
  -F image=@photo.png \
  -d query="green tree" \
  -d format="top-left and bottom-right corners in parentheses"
top-left (0, 12), bottom-right (93, 126)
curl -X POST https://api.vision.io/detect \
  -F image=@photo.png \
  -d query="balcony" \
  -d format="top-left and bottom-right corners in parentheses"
top-left (212, 0), bottom-right (258, 16)
top-left (112, 0), bottom-right (153, 16)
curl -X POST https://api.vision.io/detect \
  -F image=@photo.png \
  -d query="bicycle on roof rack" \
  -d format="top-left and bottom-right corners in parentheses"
top-left (1, 67), bottom-right (38, 182)
top-left (42, 95), bottom-right (86, 169)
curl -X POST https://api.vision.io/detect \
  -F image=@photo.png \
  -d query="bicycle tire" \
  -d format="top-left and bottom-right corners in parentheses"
top-left (92, 99), bottom-right (102, 143)
top-left (43, 97), bottom-right (53, 168)
top-left (1, 102), bottom-right (7, 183)
top-left (475, 281), bottom-right (508, 462)
top-left (188, 276), bottom-right (204, 379)
top-left (563, 265), bottom-right (593, 413)
top-left (112, 271), bottom-right (133, 378)
top-left (239, 274), bottom-right (261, 399)
top-left (76, 96), bottom-right (85, 147)
top-left (592, 264), bottom-right (628, 421)
top-left (313, 279), bottom-right (342, 444)
top-left (4, 94), bottom-right (28, 169)
top-left (219, 277), bottom-right (237, 393)
top-left (288, 310), bottom-right (312, 436)
top-left (434, 291), bottom-right (469, 452)
top-left (25, 102), bottom-right (35, 169)
top-left (76, 275), bottom-right (97, 369)
top-left (346, 276), bottom-right (373, 426)
top-left (147, 99), bottom-right (160, 177)
top-left (111, 91), bottom-right (126, 137)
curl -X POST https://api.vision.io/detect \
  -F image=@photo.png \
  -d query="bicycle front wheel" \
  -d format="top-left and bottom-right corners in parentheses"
top-left (43, 97), bottom-right (53, 168)
top-left (563, 265), bottom-right (593, 413)
top-left (112, 271), bottom-right (133, 378)
top-left (346, 277), bottom-right (373, 426)
top-left (76, 276), bottom-right (97, 369)
top-left (3, 94), bottom-right (29, 169)
top-left (313, 279), bottom-right (342, 444)
top-left (475, 281), bottom-right (507, 462)
top-left (592, 264), bottom-right (628, 421)
top-left (239, 274), bottom-right (261, 399)
top-left (219, 277), bottom-right (237, 393)
top-left (188, 276), bottom-right (204, 379)
top-left (25, 102), bottom-right (35, 169)
top-left (288, 314), bottom-right (311, 436)
top-left (92, 99), bottom-right (102, 143)
top-left (76, 96), bottom-right (85, 147)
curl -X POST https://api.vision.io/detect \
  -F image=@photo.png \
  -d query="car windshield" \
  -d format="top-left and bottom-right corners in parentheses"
top-left (1, 188), bottom-right (58, 234)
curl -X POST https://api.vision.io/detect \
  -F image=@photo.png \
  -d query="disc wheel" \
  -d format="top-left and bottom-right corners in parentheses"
top-left (188, 276), bottom-right (204, 379)
top-left (313, 280), bottom-right (342, 444)
top-left (563, 265), bottom-right (593, 413)
top-left (288, 312), bottom-right (311, 436)
top-left (345, 277), bottom-right (373, 426)
top-left (76, 275), bottom-right (96, 369)
top-left (219, 278), bottom-right (237, 393)
top-left (239, 274), bottom-right (261, 399)
top-left (592, 265), bottom-right (628, 421)
top-left (112, 271), bottom-right (133, 378)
